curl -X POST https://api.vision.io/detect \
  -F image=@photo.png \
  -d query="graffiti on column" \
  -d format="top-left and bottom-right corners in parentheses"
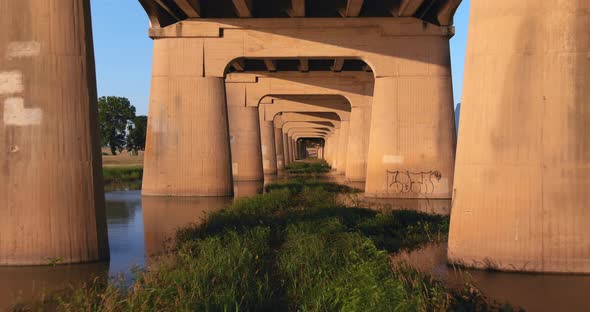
top-left (386, 170), bottom-right (442, 194)
top-left (1, 41), bottom-right (43, 126)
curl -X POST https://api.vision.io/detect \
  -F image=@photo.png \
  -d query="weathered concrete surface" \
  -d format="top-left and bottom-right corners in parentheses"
top-left (448, 0), bottom-right (590, 273)
top-left (229, 72), bottom-right (371, 179)
top-left (141, 0), bottom-right (461, 28)
top-left (227, 83), bottom-right (264, 181)
top-left (143, 38), bottom-right (233, 196)
top-left (282, 131), bottom-right (291, 166)
top-left (259, 108), bottom-right (277, 175)
top-left (274, 122), bottom-right (285, 170)
top-left (346, 106), bottom-right (372, 181)
top-left (148, 18), bottom-right (454, 78)
top-left (364, 41), bottom-right (456, 199)
top-left (336, 120), bottom-right (350, 175)
top-left (0, 0), bottom-right (109, 265)
top-left (331, 129), bottom-right (341, 171)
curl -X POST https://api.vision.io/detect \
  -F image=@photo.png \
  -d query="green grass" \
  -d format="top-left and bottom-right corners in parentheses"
top-left (54, 180), bottom-right (512, 311)
top-left (285, 161), bottom-right (331, 174)
top-left (102, 166), bottom-right (143, 192)
top-left (265, 177), bottom-right (360, 194)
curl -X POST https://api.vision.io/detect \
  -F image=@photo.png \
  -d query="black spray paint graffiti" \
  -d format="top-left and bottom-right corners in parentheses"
top-left (386, 170), bottom-right (442, 194)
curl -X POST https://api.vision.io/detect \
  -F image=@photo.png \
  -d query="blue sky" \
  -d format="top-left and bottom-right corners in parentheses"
top-left (90, 0), bottom-right (470, 115)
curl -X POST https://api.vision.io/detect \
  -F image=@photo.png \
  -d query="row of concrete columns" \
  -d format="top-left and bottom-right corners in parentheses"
top-left (1, 0), bottom-right (588, 274)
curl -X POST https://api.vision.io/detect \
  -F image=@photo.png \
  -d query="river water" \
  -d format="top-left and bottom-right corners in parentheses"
top-left (1, 181), bottom-right (589, 311)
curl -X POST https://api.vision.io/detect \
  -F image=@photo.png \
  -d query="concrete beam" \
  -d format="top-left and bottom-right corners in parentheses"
top-left (298, 58), bottom-right (309, 72)
top-left (263, 98), bottom-right (352, 122)
top-left (340, 0), bottom-right (364, 17)
top-left (175, 0), bottom-right (201, 17)
top-left (331, 58), bottom-right (345, 72)
top-left (436, 0), bottom-right (462, 26)
top-left (396, 0), bottom-right (424, 16)
top-left (287, 0), bottom-right (305, 17)
top-left (264, 59), bottom-right (277, 72)
top-left (148, 18), bottom-right (453, 78)
top-left (232, 59), bottom-right (245, 72)
top-left (154, 0), bottom-right (181, 20)
top-left (232, 0), bottom-right (253, 17)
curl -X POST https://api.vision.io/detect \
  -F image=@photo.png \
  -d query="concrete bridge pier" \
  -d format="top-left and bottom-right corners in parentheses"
top-left (227, 84), bottom-right (264, 181)
top-left (364, 44), bottom-right (456, 199)
top-left (346, 106), bottom-right (371, 182)
top-left (448, 0), bottom-right (590, 273)
top-left (282, 132), bottom-right (291, 167)
top-left (274, 125), bottom-right (285, 170)
top-left (330, 129), bottom-right (341, 171)
top-left (325, 135), bottom-right (334, 166)
top-left (143, 39), bottom-right (233, 196)
top-left (0, 0), bottom-right (109, 265)
top-left (336, 120), bottom-right (350, 175)
top-left (288, 135), bottom-right (295, 163)
top-left (259, 116), bottom-right (277, 175)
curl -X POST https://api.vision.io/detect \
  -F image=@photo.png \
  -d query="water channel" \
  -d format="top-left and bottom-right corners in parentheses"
top-left (1, 180), bottom-right (589, 311)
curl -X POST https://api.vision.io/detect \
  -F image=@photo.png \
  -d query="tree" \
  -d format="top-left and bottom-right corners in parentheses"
top-left (127, 115), bottom-right (148, 155)
top-left (98, 96), bottom-right (136, 155)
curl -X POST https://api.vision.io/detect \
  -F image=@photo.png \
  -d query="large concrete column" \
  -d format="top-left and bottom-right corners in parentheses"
top-left (336, 120), bottom-right (350, 175)
top-left (259, 117), bottom-right (277, 175)
top-left (0, 0), bottom-right (109, 265)
top-left (283, 132), bottom-right (290, 167)
top-left (364, 43), bottom-right (456, 198)
top-left (346, 106), bottom-right (371, 181)
top-left (227, 84), bottom-right (263, 181)
top-left (330, 129), bottom-right (341, 171)
top-left (274, 126), bottom-right (285, 170)
top-left (327, 135), bottom-right (335, 166)
top-left (448, 0), bottom-right (590, 273)
top-left (143, 39), bottom-right (233, 196)
top-left (324, 137), bottom-right (331, 164)
top-left (288, 135), bottom-right (295, 163)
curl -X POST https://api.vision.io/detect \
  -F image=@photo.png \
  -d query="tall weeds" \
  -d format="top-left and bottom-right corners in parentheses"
top-left (55, 180), bottom-right (507, 311)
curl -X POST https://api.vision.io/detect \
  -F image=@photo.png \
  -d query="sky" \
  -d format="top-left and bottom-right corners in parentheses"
top-left (90, 0), bottom-right (470, 115)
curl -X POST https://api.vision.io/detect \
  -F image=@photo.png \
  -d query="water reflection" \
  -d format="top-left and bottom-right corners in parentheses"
top-left (234, 180), bottom-right (265, 198)
top-left (0, 262), bottom-right (109, 310)
top-left (394, 242), bottom-right (590, 312)
top-left (6, 181), bottom-right (590, 311)
top-left (105, 191), bottom-right (145, 278)
top-left (142, 196), bottom-right (232, 263)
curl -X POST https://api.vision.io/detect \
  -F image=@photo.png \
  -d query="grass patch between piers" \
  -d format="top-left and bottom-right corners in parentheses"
top-left (55, 179), bottom-right (512, 311)
top-left (285, 160), bottom-right (331, 174)
top-left (102, 166), bottom-right (143, 192)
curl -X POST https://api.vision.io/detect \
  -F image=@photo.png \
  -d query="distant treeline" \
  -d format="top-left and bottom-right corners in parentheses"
top-left (98, 96), bottom-right (147, 155)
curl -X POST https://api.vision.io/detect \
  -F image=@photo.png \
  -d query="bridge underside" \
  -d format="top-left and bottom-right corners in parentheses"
top-left (2, 0), bottom-right (589, 275)
top-left (139, 0), bottom-right (461, 28)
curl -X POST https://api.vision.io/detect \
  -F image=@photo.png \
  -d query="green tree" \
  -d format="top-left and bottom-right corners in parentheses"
top-left (127, 115), bottom-right (148, 155)
top-left (98, 96), bottom-right (136, 155)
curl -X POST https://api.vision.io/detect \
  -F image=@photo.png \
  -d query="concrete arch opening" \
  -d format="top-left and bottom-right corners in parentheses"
top-left (264, 95), bottom-right (353, 176)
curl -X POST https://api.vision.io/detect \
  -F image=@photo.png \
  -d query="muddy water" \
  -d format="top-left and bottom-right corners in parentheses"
top-left (2, 179), bottom-right (589, 311)
top-left (394, 242), bottom-right (590, 312)
top-left (0, 181), bottom-right (263, 310)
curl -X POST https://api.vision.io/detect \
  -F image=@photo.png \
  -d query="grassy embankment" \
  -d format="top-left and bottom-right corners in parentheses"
top-left (101, 150), bottom-right (144, 192)
top-left (284, 161), bottom-right (331, 175)
top-left (54, 162), bottom-right (512, 311)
